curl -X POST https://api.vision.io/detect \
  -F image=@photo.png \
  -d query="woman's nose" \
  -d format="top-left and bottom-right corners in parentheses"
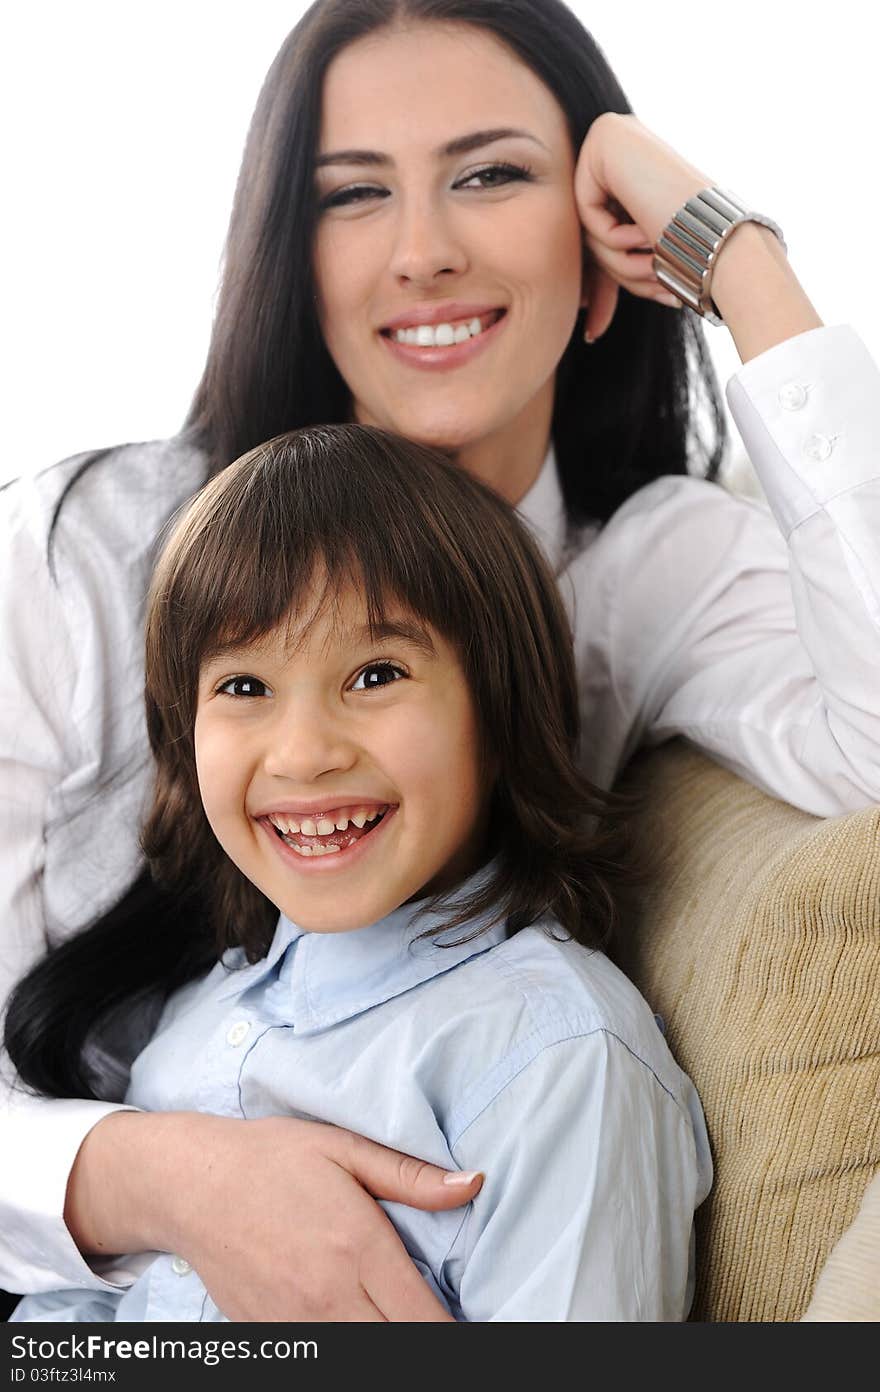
top-left (261, 704), bottom-right (357, 784)
top-left (388, 195), bottom-right (468, 286)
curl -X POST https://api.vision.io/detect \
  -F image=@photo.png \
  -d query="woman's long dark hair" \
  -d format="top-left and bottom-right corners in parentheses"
top-left (7, 426), bottom-right (636, 1101)
top-left (183, 0), bottom-right (726, 523)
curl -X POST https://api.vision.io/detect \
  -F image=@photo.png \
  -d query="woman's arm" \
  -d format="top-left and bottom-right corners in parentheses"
top-left (66, 1111), bottom-right (478, 1321)
top-left (576, 112), bottom-right (823, 361)
top-left (571, 114), bottom-right (880, 812)
top-left (0, 466), bottom-right (140, 1294)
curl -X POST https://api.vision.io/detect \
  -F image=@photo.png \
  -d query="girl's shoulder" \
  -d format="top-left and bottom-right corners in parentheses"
top-left (427, 923), bottom-right (691, 1118)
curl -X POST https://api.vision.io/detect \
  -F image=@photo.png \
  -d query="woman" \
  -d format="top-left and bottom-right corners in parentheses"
top-left (2, 0), bottom-right (878, 1321)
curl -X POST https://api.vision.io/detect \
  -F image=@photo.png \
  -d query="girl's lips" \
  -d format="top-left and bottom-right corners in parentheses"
top-left (258, 805), bottom-right (398, 874)
top-left (379, 309), bottom-right (507, 372)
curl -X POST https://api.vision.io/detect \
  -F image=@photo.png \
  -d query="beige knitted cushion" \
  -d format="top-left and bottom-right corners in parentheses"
top-left (802, 1166), bottom-right (880, 1321)
top-left (613, 741), bottom-right (880, 1323)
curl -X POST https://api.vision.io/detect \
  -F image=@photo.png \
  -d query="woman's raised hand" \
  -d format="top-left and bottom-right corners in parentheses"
top-left (66, 1111), bottom-right (482, 1321)
top-left (574, 112), bottom-right (713, 343)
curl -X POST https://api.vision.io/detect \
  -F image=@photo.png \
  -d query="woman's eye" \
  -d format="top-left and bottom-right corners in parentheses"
top-left (217, 675), bottom-right (270, 698)
top-left (454, 162), bottom-right (534, 191)
top-left (350, 662), bottom-right (407, 691)
top-left (319, 183), bottom-right (390, 211)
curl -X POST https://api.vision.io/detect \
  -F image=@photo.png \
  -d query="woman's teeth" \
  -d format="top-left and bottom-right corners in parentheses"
top-left (392, 314), bottom-right (494, 347)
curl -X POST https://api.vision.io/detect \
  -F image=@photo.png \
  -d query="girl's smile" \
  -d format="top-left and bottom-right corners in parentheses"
top-left (258, 800), bottom-right (398, 870)
top-left (194, 581), bottom-right (494, 932)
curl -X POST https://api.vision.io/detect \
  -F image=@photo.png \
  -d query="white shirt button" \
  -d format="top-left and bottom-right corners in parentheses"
top-left (226, 1020), bottom-right (251, 1047)
top-left (804, 433), bottom-right (833, 463)
top-left (170, 1256), bottom-right (192, 1276)
top-left (778, 382), bottom-right (808, 411)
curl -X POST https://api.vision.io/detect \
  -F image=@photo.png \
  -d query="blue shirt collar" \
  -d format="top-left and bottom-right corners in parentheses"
top-left (215, 859), bottom-right (508, 1033)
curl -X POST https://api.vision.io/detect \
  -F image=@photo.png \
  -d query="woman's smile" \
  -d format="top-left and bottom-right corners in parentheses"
top-left (379, 306), bottom-right (508, 371)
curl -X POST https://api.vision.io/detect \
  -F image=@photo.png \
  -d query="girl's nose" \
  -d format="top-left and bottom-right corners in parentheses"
top-left (262, 706), bottom-right (357, 784)
top-left (388, 195), bottom-right (469, 286)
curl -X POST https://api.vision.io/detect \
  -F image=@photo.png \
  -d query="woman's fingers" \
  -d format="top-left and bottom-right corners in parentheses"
top-left (360, 1224), bottom-right (456, 1322)
top-left (583, 259), bottom-right (680, 344)
top-left (160, 1114), bottom-right (473, 1320)
top-left (583, 267), bottom-right (619, 343)
top-left (338, 1126), bottom-right (484, 1211)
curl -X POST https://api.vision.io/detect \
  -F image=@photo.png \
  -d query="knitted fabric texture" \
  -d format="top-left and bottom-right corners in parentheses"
top-left (614, 740), bottom-right (880, 1323)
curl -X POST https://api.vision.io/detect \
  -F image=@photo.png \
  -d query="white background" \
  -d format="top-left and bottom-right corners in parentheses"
top-left (2, 1), bottom-right (876, 483)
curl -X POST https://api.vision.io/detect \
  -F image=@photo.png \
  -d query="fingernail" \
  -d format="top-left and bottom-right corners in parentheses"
top-left (583, 330), bottom-right (594, 345)
top-left (442, 1170), bottom-right (483, 1187)
top-left (658, 293), bottom-right (683, 309)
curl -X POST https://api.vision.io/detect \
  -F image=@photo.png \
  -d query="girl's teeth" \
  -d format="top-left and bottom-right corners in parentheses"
top-left (393, 316), bottom-right (490, 347)
top-left (271, 804), bottom-right (387, 844)
top-left (290, 842), bottom-right (341, 858)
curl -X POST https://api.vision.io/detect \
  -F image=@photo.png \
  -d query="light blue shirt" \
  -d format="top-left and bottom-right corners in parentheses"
top-left (15, 866), bottom-right (712, 1322)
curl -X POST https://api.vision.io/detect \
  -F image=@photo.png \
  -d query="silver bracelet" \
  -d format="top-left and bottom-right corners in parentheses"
top-left (653, 187), bottom-right (787, 327)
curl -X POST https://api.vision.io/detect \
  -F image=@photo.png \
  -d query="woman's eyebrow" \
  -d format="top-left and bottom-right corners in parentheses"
top-left (315, 127), bottom-right (548, 169)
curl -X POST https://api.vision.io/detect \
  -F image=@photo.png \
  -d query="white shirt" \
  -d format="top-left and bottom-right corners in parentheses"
top-left (2, 322), bottom-right (879, 1294)
top-left (12, 870), bottom-right (712, 1322)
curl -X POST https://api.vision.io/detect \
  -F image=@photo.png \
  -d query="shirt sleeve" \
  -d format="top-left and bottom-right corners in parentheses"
top-left (0, 482), bottom-right (137, 1295)
top-left (585, 324), bottom-right (880, 815)
top-left (442, 1031), bottom-right (710, 1322)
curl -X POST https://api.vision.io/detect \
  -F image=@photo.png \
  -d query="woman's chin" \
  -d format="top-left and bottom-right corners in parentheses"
top-left (385, 409), bottom-right (491, 457)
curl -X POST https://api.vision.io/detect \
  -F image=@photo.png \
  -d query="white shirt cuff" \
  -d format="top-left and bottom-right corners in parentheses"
top-left (0, 1093), bottom-right (141, 1294)
top-left (725, 324), bottom-right (880, 536)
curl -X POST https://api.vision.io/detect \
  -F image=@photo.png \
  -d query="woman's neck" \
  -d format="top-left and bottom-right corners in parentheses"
top-left (452, 385), bottom-right (553, 506)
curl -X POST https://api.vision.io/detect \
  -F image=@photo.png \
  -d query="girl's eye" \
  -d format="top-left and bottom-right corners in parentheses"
top-left (319, 183), bottom-right (390, 211)
top-left (453, 162), bottom-right (534, 191)
top-left (217, 675), bottom-right (271, 699)
top-left (350, 662), bottom-right (407, 692)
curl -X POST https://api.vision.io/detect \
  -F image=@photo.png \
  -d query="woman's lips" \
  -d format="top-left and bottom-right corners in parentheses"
top-left (379, 309), bottom-right (507, 372)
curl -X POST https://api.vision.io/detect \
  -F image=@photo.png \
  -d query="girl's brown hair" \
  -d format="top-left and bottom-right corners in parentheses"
top-left (8, 422), bottom-right (638, 1100)
top-left (144, 423), bottom-right (631, 959)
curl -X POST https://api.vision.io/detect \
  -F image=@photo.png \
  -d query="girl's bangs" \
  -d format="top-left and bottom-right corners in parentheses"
top-left (162, 431), bottom-right (485, 688)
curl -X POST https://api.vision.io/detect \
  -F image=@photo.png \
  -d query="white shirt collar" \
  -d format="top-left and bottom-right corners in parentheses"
top-left (514, 443), bottom-right (566, 575)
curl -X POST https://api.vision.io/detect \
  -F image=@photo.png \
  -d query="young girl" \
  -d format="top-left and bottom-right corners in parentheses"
top-left (8, 424), bottom-right (711, 1322)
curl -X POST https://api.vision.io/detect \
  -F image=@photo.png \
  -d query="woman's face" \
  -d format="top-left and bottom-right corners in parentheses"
top-left (312, 21), bottom-right (584, 474)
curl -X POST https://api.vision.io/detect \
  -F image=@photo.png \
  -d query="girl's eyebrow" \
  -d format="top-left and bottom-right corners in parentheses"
top-left (200, 620), bottom-right (437, 670)
top-left (314, 127), bottom-right (548, 169)
top-left (348, 620), bottom-right (437, 657)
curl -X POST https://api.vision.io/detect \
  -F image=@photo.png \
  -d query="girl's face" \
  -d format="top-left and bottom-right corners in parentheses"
top-left (194, 581), bottom-right (492, 933)
top-left (312, 21), bottom-right (584, 491)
